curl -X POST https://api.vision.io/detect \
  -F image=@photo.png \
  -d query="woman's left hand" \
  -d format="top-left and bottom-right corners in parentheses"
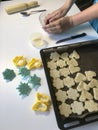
top-left (43, 16), bottom-right (73, 34)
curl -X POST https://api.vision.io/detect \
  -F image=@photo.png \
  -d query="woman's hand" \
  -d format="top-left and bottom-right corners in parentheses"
top-left (43, 16), bottom-right (74, 34)
top-left (44, 0), bottom-right (76, 24)
top-left (45, 7), bottom-right (67, 24)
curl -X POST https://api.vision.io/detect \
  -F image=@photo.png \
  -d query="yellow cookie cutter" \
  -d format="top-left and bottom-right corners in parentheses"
top-left (13, 56), bottom-right (27, 67)
top-left (26, 58), bottom-right (42, 70)
top-left (32, 101), bottom-right (48, 112)
top-left (32, 93), bottom-right (51, 112)
top-left (36, 92), bottom-right (50, 105)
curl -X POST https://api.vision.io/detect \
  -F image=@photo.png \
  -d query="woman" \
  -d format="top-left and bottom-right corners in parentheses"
top-left (43, 0), bottom-right (98, 33)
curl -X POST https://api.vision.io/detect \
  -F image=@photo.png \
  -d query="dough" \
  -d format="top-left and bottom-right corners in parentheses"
top-left (5, 1), bottom-right (38, 14)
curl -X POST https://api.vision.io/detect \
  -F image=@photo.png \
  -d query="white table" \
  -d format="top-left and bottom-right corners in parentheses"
top-left (0, 0), bottom-right (98, 130)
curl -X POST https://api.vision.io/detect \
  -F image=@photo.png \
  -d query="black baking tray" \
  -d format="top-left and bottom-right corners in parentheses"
top-left (40, 39), bottom-right (98, 130)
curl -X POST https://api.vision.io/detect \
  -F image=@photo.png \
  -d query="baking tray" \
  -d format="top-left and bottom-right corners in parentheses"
top-left (40, 39), bottom-right (98, 130)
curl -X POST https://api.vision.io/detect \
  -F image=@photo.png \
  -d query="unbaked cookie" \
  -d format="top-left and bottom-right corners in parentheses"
top-left (67, 58), bottom-right (78, 66)
top-left (75, 72), bottom-right (86, 83)
top-left (85, 71), bottom-right (96, 81)
top-left (53, 78), bottom-right (64, 89)
top-left (55, 90), bottom-right (68, 102)
top-left (63, 76), bottom-right (75, 88)
top-left (93, 88), bottom-right (98, 100)
top-left (67, 88), bottom-right (79, 100)
top-left (57, 59), bottom-right (66, 68)
top-left (60, 52), bottom-right (69, 61)
top-left (50, 69), bottom-right (60, 78)
top-left (77, 81), bottom-right (89, 91)
top-left (69, 50), bottom-right (80, 59)
top-left (87, 79), bottom-right (98, 88)
top-left (59, 68), bottom-right (70, 77)
top-left (79, 90), bottom-right (93, 102)
top-left (71, 101), bottom-right (85, 115)
top-left (50, 52), bottom-right (60, 61)
top-left (69, 65), bottom-right (80, 74)
top-left (47, 60), bottom-right (57, 69)
top-left (59, 103), bottom-right (72, 117)
top-left (84, 100), bottom-right (98, 112)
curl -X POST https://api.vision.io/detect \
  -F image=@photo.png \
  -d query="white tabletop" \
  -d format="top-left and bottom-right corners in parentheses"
top-left (0, 0), bottom-right (98, 130)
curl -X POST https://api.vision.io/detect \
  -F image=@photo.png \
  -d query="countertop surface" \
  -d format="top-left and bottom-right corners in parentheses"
top-left (0, 0), bottom-right (98, 130)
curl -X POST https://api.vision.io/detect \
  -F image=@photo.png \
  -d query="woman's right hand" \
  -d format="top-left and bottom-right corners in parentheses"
top-left (45, 7), bottom-right (67, 25)
top-left (44, 0), bottom-right (76, 24)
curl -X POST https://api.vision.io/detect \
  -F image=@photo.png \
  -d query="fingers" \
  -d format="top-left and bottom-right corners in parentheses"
top-left (45, 13), bottom-right (57, 24)
top-left (43, 16), bottom-right (73, 34)
top-left (44, 9), bottom-right (63, 25)
top-left (43, 22), bottom-right (62, 34)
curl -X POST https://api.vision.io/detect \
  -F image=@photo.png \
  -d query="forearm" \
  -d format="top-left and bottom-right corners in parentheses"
top-left (62, 0), bottom-right (76, 13)
top-left (71, 3), bottom-right (98, 26)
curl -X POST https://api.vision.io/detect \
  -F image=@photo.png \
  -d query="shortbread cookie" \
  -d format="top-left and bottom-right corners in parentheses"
top-left (75, 73), bottom-right (86, 83)
top-left (60, 52), bottom-right (69, 61)
top-left (69, 50), bottom-right (80, 59)
top-left (59, 103), bottom-right (72, 117)
top-left (85, 71), bottom-right (96, 81)
top-left (69, 65), bottom-right (80, 74)
top-left (63, 76), bottom-right (75, 88)
top-left (50, 69), bottom-right (60, 78)
top-left (67, 88), bottom-right (79, 100)
top-left (71, 101), bottom-right (85, 115)
top-left (53, 78), bottom-right (64, 89)
top-left (79, 90), bottom-right (93, 102)
top-left (47, 61), bottom-right (57, 69)
top-left (50, 52), bottom-right (60, 61)
top-left (59, 68), bottom-right (70, 77)
top-left (57, 59), bottom-right (66, 68)
top-left (93, 88), bottom-right (98, 100)
top-left (55, 90), bottom-right (68, 102)
top-left (84, 100), bottom-right (98, 112)
top-left (67, 58), bottom-right (78, 66)
top-left (77, 81), bottom-right (89, 91)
